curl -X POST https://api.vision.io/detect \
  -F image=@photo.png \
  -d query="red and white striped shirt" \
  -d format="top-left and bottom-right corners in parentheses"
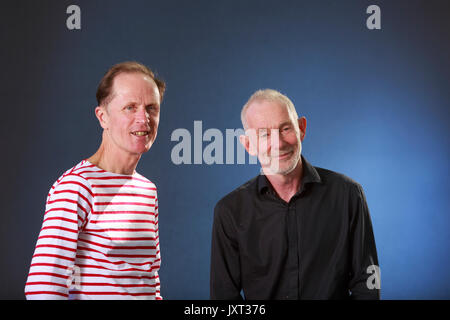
top-left (25, 160), bottom-right (162, 300)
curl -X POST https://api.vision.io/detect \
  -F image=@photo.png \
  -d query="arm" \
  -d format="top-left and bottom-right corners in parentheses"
top-left (210, 201), bottom-right (243, 300)
top-left (24, 173), bottom-right (92, 299)
top-left (348, 183), bottom-right (380, 300)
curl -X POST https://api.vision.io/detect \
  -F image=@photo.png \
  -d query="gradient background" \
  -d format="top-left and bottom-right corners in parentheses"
top-left (1, 0), bottom-right (449, 299)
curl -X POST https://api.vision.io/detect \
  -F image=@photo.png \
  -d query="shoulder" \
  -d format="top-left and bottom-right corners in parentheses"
top-left (212, 176), bottom-right (258, 230)
top-left (214, 176), bottom-right (258, 214)
top-left (134, 172), bottom-right (157, 190)
top-left (48, 161), bottom-right (94, 198)
top-left (316, 166), bottom-right (362, 188)
top-left (314, 166), bottom-right (364, 199)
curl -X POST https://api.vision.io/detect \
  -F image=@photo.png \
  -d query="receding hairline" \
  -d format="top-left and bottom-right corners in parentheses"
top-left (100, 71), bottom-right (159, 108)
top-left (96, 61), bottom-right (166, 107)
top-left (241, 89), bottom-right (299, 130)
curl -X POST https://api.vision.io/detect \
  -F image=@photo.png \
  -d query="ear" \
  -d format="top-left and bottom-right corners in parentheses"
top-left (95, 105), bottom-right (109, 130)
top-left (298, 116), bottom-right (307, 142)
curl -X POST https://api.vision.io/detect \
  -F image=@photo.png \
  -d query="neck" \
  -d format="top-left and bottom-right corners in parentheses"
top-left (87, 134), bottom-right (141, 175)
top-left (263, 158), bottom-right (303, 203)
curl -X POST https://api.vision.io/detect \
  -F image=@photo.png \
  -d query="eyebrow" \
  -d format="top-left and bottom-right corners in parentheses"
top-left (257, 121), bottom-right (292, 131)
top-left (279, 121), bottom-right (292, 128)
top-left (122, 101), bottom-right (159, 107)
top-left (120, 102), bottom-right (137, 109)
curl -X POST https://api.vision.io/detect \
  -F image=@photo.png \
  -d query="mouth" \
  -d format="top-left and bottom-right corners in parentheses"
top-left (131, 131), bottom-right (150, 137)
top-left (277, 151), bottom-right (293, 159)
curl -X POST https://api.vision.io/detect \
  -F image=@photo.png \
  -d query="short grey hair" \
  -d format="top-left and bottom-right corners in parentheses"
top-left (241, 89), bottom-right (299, 130)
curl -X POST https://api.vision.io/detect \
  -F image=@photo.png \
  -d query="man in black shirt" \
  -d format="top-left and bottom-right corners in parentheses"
top-left (210, 89), bottom-right (380, 300)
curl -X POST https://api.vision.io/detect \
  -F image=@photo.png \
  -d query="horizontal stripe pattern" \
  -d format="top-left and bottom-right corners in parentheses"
top-left (25, 160), bottom-right (161, 300)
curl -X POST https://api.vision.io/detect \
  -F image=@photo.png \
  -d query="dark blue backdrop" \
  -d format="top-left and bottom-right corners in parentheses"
top-left (1, 0), bottom-right (449, 299)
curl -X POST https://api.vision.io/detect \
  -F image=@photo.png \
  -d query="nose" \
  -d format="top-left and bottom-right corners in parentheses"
top-left (269, 129), bottom-right (287, 152)
top-left (135, 108), bottom-right (149, 124)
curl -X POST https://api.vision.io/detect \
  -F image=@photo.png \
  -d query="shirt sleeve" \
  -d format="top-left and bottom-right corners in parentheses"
top-left (210, 201), bottom-right (243, 300)
top-left (24, 173), bottom-right (93, 300)
top-left (348, 183), bottom-right (380, 300)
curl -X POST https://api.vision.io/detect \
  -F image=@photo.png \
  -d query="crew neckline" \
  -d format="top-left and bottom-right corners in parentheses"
top-left (84, 159), bottom-right (138, 177)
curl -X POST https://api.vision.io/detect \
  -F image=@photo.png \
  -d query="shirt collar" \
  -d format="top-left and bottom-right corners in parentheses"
top-left (258, 155), bottom-right (322, 195)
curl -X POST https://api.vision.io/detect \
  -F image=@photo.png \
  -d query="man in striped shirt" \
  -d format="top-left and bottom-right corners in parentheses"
top-left (25, 61), bottom-right (166, 299)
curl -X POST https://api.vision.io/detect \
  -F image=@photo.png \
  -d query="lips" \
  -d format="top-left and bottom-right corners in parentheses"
top-left (277, 151), bottom-right (293, 159)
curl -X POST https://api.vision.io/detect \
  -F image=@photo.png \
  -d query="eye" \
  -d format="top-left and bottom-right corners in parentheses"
top-left (258, 129), bottom-right (269, 138)
top-left (125, 105), bottom-right (135, 111)
top-left (146, 104), bottom-right (159, 113)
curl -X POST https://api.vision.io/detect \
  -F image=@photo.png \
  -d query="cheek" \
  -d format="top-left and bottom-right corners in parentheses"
top-left (152, 117), bottom-right (160, 129)
top-left (257, 140), bottom-right (272, 155)
top-left (151, 114), bottom-right (160, 126)
top-left (285, 133), bottom-right (300, 147)
top-left (150, 117), bottom-right (159, 135)
top-left (110, 117), bottom-right (132, 136)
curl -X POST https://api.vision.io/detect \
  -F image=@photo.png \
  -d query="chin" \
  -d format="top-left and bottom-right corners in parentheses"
top-left (126, 146), bottom-right (149, 156)
top-left (278, 165), bottom-right (297, 175)
top-left (272, 156), bottom-right (301, 175)
top-left (135, 141), bottom-right (154, 154)
top-left (139, 146), bottom-right (152, 154)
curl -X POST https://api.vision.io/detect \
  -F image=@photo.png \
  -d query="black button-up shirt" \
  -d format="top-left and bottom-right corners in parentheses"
top-left (210, 156), bottom-right (380, 300)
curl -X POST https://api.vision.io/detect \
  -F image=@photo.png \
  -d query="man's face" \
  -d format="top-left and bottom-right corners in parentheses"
top-left (243, 100), bottom-right (305, 175)
top-left (97, 72), bottom-right (161, 156)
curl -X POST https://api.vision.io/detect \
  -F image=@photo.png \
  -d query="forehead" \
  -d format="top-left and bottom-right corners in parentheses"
top-left (245, 99), bottom-right (294, 129)
top-left (111, 72), bottom-right (160, 104)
